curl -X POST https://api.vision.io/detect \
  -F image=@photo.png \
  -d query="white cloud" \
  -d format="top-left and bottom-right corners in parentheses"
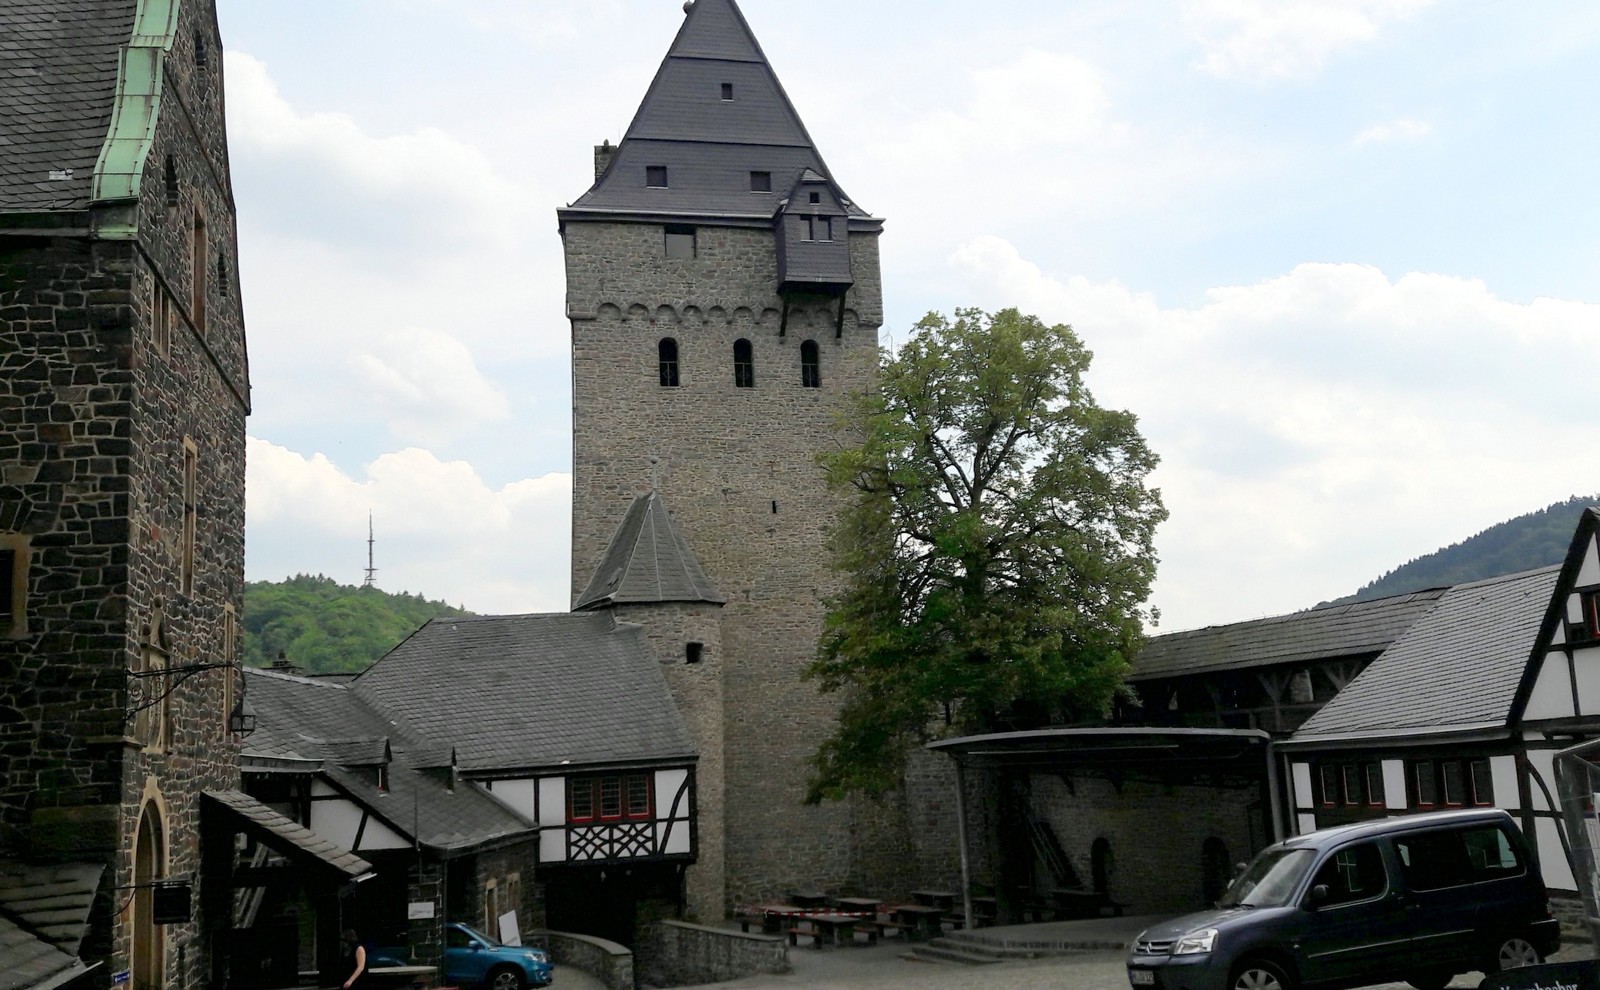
top-left (352, 327), bottom-right (513, 446)
top-left (949, 235), bottom-right (1600, 631)
top-left (1353, 117), bottom-right (1433, 146)
top-left (224, 51), bottom-right (532, 247)
top-left (1185, 0), bottom-right (1436, 80)
top-left (246, 438), bottom-right (573, 614)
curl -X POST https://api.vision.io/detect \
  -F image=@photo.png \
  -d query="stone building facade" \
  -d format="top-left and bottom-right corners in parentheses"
top-left (0, 1), bottom-right (249, 986)
top-left (561, 0), bottom-right (924, 912)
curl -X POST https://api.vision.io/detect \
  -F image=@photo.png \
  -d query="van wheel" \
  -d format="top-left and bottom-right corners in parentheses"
top-left (1406, 970), bottom-right (1453, 990)
top-left (1486, 935), bottom-right (1542, 973)
top-left (1231, 958), bottom-right (1294, 990)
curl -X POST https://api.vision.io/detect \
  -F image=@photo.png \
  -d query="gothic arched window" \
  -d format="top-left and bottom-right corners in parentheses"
top-left (658, 338), bottom-right (680, 387)
top-left (800, 340), bottom-right (821, 388)
top-left (733, 339), bottom-right (754, 388)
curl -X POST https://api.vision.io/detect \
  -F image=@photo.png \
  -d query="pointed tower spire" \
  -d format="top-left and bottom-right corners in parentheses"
top-left (561, 0), bottom-right (877, 228)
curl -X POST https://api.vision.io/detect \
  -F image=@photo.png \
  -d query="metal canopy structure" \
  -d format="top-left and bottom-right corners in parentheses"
top-left (927, 726), bottom-right (1281, 928)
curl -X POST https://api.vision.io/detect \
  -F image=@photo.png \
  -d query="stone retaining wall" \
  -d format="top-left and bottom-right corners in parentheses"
top-left (531, 929), bottom-right (633, 990)
top-left (635, 920), bottom-right (788, 988)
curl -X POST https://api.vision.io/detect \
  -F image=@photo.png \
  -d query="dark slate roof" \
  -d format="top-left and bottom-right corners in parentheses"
top-left (1294, 567), bottom-right (1561, 739)
top-left (0, 1), bottom-right (135, 213)
top-left (1131, 588), bottom-right (1449, 682)
top-left (0, 915), bottom-right (82, 990)
top-left (353, 612), bottom-right (695, 774)
top-left (562, 0), bottom-right (872, 225)
top-left (0, 862), bottom-right (102, 957)
top-left (242, 670), bottom-right (535, 853)
top-left (203, 790), bottom-right (372, 879)
top-left (575, 491), bottom-right (726, 611)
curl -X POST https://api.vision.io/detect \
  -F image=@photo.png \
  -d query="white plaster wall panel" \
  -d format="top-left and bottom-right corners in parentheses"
top-left (1527, 749), bottom-right (1559, 811)
top-left (1382, 761), bottom-right (1407, 810)
top-left (655, 769), bottom-right (688, 818)
top-left (1578, 536), bottom-right (1600, 587)
top-left (1554, 623), bottom-right (1567, 647)
top-left (537, 777), bottom-right (565, 827)
top-left (1292, 763), bottom-right (1313, 809)
top-left (1491, 755), bottom-right (1521, 810)
top-left (540, 829), bottom-right (565, 863)
top-left (483, 778), bottom-right (540, 823)
top-left (658, 820), bottom-right (692, 855)
top-left (310, 799), bottom-right (363, 850)
top-left (1574, 646), bottom-right (1600, 717)
top-left (1297, 814), bottom-right (1318, 836)
top-left (1536, 817), bottom-right (1577, 891)
top-left (1570, 595), bottom-right (1585, 625)
top-left (1524, 659), bottom-right (1576, 721)
top-left (311, 780), bottom-right (336, 798)
top-left (356, 815), bottom-right (409, 851)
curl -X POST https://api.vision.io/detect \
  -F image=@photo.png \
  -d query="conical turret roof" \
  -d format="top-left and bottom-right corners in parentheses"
top-left (574, 491), bottom-right (726, 611)
top-left (561, 0), bottom-right (876, 227)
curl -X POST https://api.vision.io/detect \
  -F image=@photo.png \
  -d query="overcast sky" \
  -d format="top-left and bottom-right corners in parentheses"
top-left (218, 0), bottom-right (1600, 634)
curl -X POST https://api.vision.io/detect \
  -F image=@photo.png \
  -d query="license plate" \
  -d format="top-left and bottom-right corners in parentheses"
top-left (1130, 970), bottom-right (1156, 986)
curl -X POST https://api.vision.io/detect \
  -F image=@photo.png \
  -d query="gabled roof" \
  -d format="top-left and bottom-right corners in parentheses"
top-left (562, 0), bottom-right (874, 226)
top-left (575, 491), bottom-right (726, 611)
top-left (242, 669), bottom-right (536, 853)
top-left (1292, 566), bottom-right (1561, 741)
top-left (0, 1), bottom-right (136, 213)
top-left (1131, 588), bottom-right (1448, 682)
top-left (1510, 506), bottom-right (1600, 723)
top-left (353, 612), bottom-right (695, 774)
top-left (203, 789), bottom-right (373, 879)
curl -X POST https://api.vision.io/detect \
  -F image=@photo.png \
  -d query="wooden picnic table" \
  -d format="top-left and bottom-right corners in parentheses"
top-left (889, 903), bottom-right (945, 940)
top-left (832, 896), bottom-right (882, 914)
top-left (786, 890), bottom-right (831, 909)
top-left (801, 911), bottom-right (870, 946)
top-left (910, 889), bottom-right (958, 910)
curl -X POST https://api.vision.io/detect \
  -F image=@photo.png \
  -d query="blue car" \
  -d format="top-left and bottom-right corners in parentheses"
top-left (375, 923), bottom-right (552, 990)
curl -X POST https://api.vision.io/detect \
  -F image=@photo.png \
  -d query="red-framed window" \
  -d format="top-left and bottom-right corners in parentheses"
top-left (1319, 765), bottom-right (1339, 807)
top-left (1413, 761), bottom-right (1437, 808)
top-left (1365, 763), bottom-right (1385, 807)
top-left (1409, 758), bottom-right (1492, 809)
top-left (1585, 591), bottom-right (1600, 640)
top-left (568, 773), bottom-right (654, 823)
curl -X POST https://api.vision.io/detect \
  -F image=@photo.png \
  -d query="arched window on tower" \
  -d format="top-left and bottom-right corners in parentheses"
top-left (658, 338), bottom-right (680, 387)
top-left (800, 340), bottom-right (821, 388)
top-left (733, 339), bottom-right (754, 388)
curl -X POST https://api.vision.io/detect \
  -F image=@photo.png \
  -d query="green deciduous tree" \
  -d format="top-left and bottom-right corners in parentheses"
top-left (806, 308), bottom-right (1167, 801)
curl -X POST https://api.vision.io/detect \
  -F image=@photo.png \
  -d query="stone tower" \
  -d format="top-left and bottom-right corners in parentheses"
top-left (0, 1), bottom-right (249, 986)
top-left (561, 0), bottom-right (898, 911)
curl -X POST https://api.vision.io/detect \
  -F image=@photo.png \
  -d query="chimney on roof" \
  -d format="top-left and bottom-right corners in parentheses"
top-left (271, 649), bottom-right (297, 674)
top-left (594, 140), bottom-right (615, 181)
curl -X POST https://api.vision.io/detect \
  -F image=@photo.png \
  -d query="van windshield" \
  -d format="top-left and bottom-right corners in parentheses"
top-left (1217, 848), bottom-right (1317, 908)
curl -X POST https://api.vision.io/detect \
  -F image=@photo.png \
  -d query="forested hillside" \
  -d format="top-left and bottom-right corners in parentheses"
top-left (1341, 495), bottom-right (1598, 603)
top-left (243, 575), bottom-right (473, 675)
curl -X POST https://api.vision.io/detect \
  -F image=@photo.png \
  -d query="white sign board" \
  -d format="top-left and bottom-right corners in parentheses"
top-left (407, 901), bottom-right (436, 920)
top-left (498, 910), bottom-right (521, 947)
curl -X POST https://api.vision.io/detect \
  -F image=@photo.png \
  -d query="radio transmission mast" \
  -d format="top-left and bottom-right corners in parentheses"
top-left (362, 513), bottom-right (377, 588)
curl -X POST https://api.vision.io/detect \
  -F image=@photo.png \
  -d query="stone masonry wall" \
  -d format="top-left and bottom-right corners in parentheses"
top-left (566, 220), bottom-right (896, 907)
top-left (611, 603), bottom-right (726, 921)
top-left (0, 3), bottom-right (250, 987)
top-left (1032, 773), bottom-right (1260, 915)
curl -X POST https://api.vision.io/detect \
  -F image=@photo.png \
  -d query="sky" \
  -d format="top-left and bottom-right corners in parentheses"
top-left (218, 0), bottom-right (1600, 634)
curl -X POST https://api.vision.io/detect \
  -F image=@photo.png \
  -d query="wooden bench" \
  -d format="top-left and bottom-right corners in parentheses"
top-left (787, 926), bottom-right (822, 949)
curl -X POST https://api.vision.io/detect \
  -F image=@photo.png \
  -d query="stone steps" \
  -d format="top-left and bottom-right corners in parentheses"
top-left (902, 925), bottom-right (1139, 966)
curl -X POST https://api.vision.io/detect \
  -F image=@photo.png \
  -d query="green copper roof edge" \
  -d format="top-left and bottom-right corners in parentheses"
top-left (91, 0), bottom-right (181, 206)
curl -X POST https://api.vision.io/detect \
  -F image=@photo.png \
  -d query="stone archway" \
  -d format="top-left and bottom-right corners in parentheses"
top-left (132, 801), bottom-right (166, 990)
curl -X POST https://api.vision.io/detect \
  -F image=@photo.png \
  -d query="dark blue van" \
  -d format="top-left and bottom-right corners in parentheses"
top-left (1126, 809), bottom-right (1561, 990)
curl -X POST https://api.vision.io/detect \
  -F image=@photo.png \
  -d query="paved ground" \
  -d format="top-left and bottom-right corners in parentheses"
top-left (549, 921), bottom-right (1597, 990)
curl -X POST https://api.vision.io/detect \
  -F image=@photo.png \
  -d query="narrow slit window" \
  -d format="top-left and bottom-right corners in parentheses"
top-left (750, 171), bottom-right (772, 192)
top-left (0, 549), bottom-right (15, 631)
top-left (721, 83), bottom-right (734, 101)
top-left (658, 338), bottom-right (680, 387)
top-left (1586, 591), bottom-right (1600, 639)
top-left (217, 256), bottom-right (228, 298)
top-left (182, 439), bottom-right (197, 595)
top-left (800, 340), bottom-right (820, 388)
top-left (733, 339), bottom-right (754, 388)
top-left (685, 642), bottom-right (703, 664)
top-left (646, 166), bottom-right (669, 188)
top-left (194, 30), bottom-right (208, 70)
top-left (192, 212), bottom-right (208, 333)
top-left (153, 284), bottom-right (170, 358)
top-left (164, 157), bottom-right (179, 209)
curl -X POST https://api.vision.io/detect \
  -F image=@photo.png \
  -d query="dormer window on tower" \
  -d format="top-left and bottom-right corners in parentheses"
top-left (647, 166), bottom-right (668, 188)
top-left (750, 171), bottom-right (771, 192)
top-left (721, 83), bottom-right (734, 101)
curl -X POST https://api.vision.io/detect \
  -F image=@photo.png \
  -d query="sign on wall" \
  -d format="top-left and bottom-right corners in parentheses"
top-left (407, 901), bottom-right (436, 920)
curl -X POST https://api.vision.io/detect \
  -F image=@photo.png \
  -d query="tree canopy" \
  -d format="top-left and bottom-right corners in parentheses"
top-left (806, 308), bottom-right (1166, 801)
top-left (243, 574), bottom-right (472, 674)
